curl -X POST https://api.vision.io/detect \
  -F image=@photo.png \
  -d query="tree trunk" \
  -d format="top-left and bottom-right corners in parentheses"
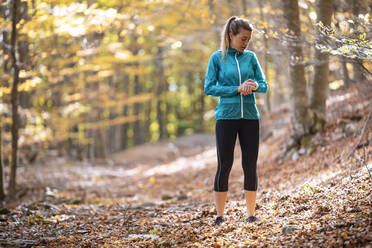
top-left (120, 74), bottom-right (129, 150)
top-left (9, 0), bottom-right (20, 197)
top-left (130, 26), bottom-right (145, 145)
top-left (199, 72), bottom-right (206, 131)
top-left (258, 0), bottom-right (271, 113)
top-left (93, 127), bottom-right (107, 159)
top-left (282, 0), bottom-right (312, 144)
top-left (0, 115), bottom-right (5, 201)
top-left (155, 46), bottom-right (168, 140)
top-left (133, 73), bottom-right (145, 145)
top-left (227, 0), bottom-right (238, 16)
top-left (144, 80), bottom-right (152, 142)
top-left (241, 0), bottom-right (247, 15)
top-left (208, 0), bottom-right (221, 50)
top-left (310, 0), bottom-right (333, 131)
top-left (117, 28), bottom-right (129, 151)
top-left (351, 0), bottom-right (367, 82)
top-left (341, 58), bottom-right (350, 87)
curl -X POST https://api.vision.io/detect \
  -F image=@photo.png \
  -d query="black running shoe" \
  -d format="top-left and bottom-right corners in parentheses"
top-left (246, 216), bottom-right (261, 223)
top-left (213, 216), bottom-right (225, 226)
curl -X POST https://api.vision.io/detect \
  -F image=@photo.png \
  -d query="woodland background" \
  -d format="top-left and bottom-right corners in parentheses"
top-left (0, 0), bottom-right (371, 247)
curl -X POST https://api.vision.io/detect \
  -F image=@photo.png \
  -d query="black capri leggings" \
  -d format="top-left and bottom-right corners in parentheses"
top-left (214, 119), bottom-right (259, 192)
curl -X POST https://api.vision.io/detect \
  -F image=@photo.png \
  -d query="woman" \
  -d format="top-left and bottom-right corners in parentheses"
top-left (204, 16), bottom-right (268, 226)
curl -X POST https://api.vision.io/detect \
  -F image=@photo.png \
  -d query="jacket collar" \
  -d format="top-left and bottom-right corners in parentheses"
top-left (227, 46), bottom-right (242, 55)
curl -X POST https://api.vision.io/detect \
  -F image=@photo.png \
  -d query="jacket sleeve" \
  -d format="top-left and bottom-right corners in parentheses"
top-left (252, 53), bottom-right (268, 93)
top-left (204, 53), bottom-right (239, 97)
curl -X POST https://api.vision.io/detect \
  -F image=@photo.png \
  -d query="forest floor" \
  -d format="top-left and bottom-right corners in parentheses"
top-left (1, 82), bottom-right (371, 247)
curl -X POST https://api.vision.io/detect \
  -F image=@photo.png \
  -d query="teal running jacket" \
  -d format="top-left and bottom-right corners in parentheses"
top-left (204, 46), bottom-right (268, 120)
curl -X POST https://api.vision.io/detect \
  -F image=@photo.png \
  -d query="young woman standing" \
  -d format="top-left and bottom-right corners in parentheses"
top-left (204, 16), bottom-right (268, 226)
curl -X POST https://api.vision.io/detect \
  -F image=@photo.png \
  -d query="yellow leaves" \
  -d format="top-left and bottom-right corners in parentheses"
top-left (280, 28), bottom-right (289, 34)
top-left (148, 229), bottom-right (161, 235)
top-left (97, 70), bottom-right (113, 78)
top-left (19, 77), bottom-right (42, 92)
top-left (200, 9), bottom-right (209, 19)
top-left (58, 192), bottom-right (67, 198)
top-left (114, 50), bottom-right (131, 61)
top-left (63, 204), bottom-right (78, 209)
top-left (268, 30), bottom-right (278, 39)
top-left (0, 87), bottom-right (11, 98)
top-left (329, 80), bottom-right (344, 90)
top-left (209, 14), bottom-right (216, 24)
top-left (150, 176), bottom-right (156, 184)
top-left (301, 26), bottom-right (309, 32)
top-left (63, 93), bottom-right (82, 102)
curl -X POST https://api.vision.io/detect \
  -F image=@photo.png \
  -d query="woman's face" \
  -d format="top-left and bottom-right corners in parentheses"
top-left (229, 29), bottom-right (251, 52)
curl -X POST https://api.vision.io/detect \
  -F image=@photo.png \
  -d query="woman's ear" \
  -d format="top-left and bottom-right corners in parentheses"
top-left (229, 32), bottom-right (233, 41)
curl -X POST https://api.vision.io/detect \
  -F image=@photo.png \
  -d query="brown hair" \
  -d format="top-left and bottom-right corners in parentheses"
top-left (220, 16), bottom-right (253, 61)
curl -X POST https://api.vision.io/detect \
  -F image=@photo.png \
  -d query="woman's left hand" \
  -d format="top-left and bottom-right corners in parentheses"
top-left (240, 79), bottom-right (258, 95)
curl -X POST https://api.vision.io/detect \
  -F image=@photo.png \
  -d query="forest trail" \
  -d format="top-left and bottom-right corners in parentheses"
top-left (2, 83), bottom-right (371, 247)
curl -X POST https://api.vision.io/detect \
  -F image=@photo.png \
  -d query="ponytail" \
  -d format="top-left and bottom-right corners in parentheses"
top-left (220, 16), bottom-right (253, 62)
top-left (221, 16), bottom-right (237, 62)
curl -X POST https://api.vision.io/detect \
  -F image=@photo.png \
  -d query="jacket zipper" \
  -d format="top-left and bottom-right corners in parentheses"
top-left (234, 52), bottom-right (243, 118)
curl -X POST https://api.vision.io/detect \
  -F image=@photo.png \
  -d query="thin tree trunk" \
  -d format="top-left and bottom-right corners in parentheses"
top-left (1, 4), bottom-right (8, 200)
top-left (155, 46), bottom-right (168, 140)
top-left (144, 78), bottom-right (152, 142)
top-left (117, 27), bottom-right (129, 150)
top-left (199, 72), bottom-right (206, 131)
top-left (271, 1), bottom-right (288, 109)
top-left (227, 0), bottom-right (238, 16)
top-left (0, 115), bottom-right (5, 200)
top-left (94, 127), bottom-right (107, 159)
top-left (130, 27), bottom-right (145, 145)
top-left (310, 0), bottom-right (333, 131)
top-left (341, 58), bottom-right (350, 87)
top-left (351, 0), bottom-right (367, 82)
top-left (282, 0), bottom-right (312, 144)
top-left (208, 0), bottom-right (221, 49)
top-left (120, 74), bottom-right (129, 150)
top-left (9, 0), bottom-right (20, 197)
top-left (133, 73), bottom-right (145, 145)
top-left (241, 0), bottom-right (247, 15)
top-left (258, 0), bottom-right (271, 113)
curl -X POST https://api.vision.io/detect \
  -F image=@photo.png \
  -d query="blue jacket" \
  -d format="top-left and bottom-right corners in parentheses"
top-left (204, 46), bottom-right (268, 120)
